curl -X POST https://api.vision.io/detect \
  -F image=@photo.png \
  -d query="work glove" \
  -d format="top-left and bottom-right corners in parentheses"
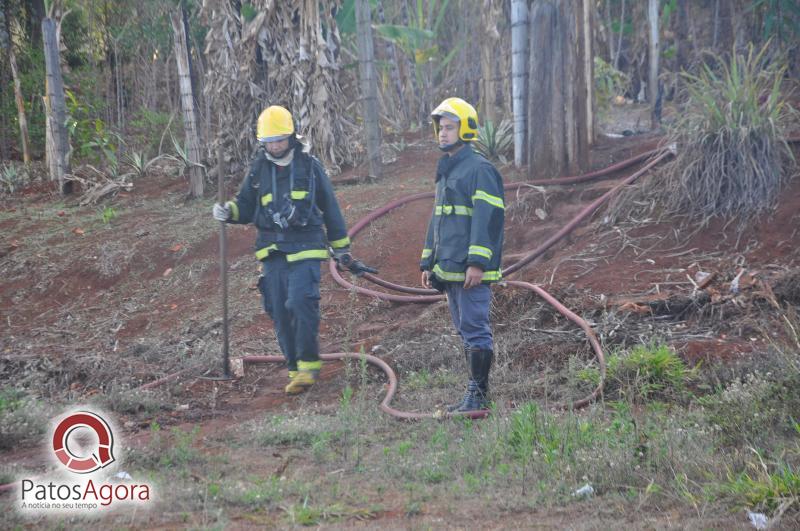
top-left (212, 203), bottom-right (230, 222)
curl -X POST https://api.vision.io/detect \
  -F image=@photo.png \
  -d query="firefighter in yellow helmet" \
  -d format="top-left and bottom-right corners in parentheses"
top-left (420, 97), bottom-right (505, 412)
top-left (213, 105), bottom-right (375, 394)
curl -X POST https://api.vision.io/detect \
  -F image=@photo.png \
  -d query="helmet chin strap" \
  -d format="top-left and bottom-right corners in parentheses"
top-left (439, 139), bottom-right (464, 153)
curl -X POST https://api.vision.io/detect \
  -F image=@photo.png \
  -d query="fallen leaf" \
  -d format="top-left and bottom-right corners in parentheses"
top-left (163, 268), bottom-right (173, 277)
top-left (72, 227), bottom-right (85, 235)
top-left (57, 211), bottom-right (66, 217)
top-left (169, 244), bottom-right (183, 252)
top-left (169, 304), bottom-right (178, 310)
top-left (10, 239), bottom-right (20, 248)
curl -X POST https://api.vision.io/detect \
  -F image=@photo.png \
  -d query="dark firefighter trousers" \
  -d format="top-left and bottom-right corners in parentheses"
top-left (258, 253), bottom-right (322, 372)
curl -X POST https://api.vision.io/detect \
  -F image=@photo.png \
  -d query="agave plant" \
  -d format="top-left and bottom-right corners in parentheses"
top-left (473, 119), bottom-right (513, 164)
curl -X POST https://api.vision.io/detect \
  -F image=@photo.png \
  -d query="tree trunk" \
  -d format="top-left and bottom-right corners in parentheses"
top-left (42, 18), bottom-right (71, 194)
top-left (375, 0), bottom-right (408, 128)
top-left (527, 0), bottom-right (592, 179)
top-left (355, 0), bottom-right (381, 179)
top-left (171, 10), bottom-right (204, 198)
top-left (614, 0), bottom-right (625, 70)
top-left (479, 0), bottom-right (502, 124)
top-left (511, 0), bottom-right (528, 167)
top-left (675, 0), bottom-right (689, 73)
top-left (1, 8), bottom-right (30, 162)
top-left (647, 0), bottom-right (660, 129)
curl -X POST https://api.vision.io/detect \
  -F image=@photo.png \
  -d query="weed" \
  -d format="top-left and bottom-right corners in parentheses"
top-left (580, 342), bottom-right (693, 403)
top-left (100, 206), bottom-right (117, 224)
top-left (251, 414), bottom-right (336, 447)
top-left (594, 56), bottom-right (630, 119)
top-left (0, 388), bottom-right (48, 450)
top-left (720, 462), bottom-right (800, 513)
top-left (94, 383), bottom-right (167, 415)
top-left (699, 369), bottom-right (800, 447)
top-left (220, 476), bottom-right (283, 508)
top-left (0, 163), bottom-right (32, 195)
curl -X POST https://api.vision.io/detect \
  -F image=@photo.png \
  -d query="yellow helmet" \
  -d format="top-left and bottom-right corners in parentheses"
top-left (431, 97), bottom-right (478, 142)
top-left (256, 105), bottom-right (294, 142)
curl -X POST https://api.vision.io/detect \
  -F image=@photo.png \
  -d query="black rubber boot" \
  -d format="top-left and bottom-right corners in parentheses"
top-left (447, 347), bottom-right (473, 412)
top-left (455, 348), bottom-right (493, 412)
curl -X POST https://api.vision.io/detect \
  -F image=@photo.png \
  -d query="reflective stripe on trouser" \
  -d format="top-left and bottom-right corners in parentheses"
top-left (444, 282), bottom-right (493, 351)
top-left (258, 254), bottom-right (322, 372)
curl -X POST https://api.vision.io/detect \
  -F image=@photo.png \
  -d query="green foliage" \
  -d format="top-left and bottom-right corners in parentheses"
top-left (240, 3), bottom-right (258, 22)
top-left (65, 89), bottom-right (120, 171)
top-left (1, 44), bottom-right (47, 155)
top-left (128, 108), bottom-right (179, 155)
top-left (0, 163), bottom-right (32, 195)
top-left (721, 464), bottom-right (800, 513)
top-left (663, 43), bottom-right (795, 224)
top-left (0, 388), bottom-right (48, 450)
top-left (101, 206), bottom-right (117, 224)
top-left (473, 119), bottom-right (513, 164)
top-left (580, 343), bottom-right (692, 402)
top-left (594, 56), bottom-right (630, 116)
top-left (699, 370), bottom-right (800, 447)
top-left (749, 0), bottom-right (800, 43)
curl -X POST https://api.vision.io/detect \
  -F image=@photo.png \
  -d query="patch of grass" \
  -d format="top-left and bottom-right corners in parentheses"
top-left (719, 462), bottom-right (800, 514)
top-left (580, 342), bottom-right (693, 403)
top-left (699, 369), bottom-right (800, 447)
top-left (94, 384), bottom-right (168, 415)
top-left (0, 388), bottom-right (48, 450)
top-left (250, 414), bottom-right (336, 447)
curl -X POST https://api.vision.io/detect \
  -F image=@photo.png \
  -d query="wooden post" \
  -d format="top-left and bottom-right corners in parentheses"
top-left (171, 10), bottom-right (204, 198)
top-left (355, 0), bottom-right (382, 180)
top-left (42, 18), bottom-right (71, 194)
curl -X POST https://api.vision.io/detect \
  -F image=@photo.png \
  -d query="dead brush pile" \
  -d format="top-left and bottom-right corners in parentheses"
top-left (615, 44), bottom-right (798, 228)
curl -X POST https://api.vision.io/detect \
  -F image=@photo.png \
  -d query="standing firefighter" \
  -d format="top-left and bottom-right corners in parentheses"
top-left (420, 97), bottom-right (505, 412)
top-left (213, 105), bottom-right (372, 395)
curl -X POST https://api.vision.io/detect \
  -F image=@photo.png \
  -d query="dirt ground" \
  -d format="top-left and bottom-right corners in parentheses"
top-left (1, 119), bottom-right (799, 528)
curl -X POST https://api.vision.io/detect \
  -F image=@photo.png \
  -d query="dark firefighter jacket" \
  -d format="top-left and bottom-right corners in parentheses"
top-left (225, 144), bottom-right (350, 262)
top-left (420, 146), bottom-right (505, 283)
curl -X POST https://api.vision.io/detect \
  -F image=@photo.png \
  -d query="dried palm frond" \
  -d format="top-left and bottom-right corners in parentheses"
top-left (201, 0), bottom-right (357, 174)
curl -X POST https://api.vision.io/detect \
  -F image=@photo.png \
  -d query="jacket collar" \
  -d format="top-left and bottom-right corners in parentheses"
top-left (436, 145), bottom-right (473, 181)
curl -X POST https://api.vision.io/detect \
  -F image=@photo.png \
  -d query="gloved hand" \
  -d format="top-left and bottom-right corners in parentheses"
top-left (213, 203), bottom-right (230, 222)
top-left (332, 247), bottom-right (351, 264)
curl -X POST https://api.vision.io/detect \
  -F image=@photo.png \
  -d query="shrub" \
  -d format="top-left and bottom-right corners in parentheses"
top-left (617, 43), bottom-right (797, 227)
top-left (474, 119), bottom-right (513, 164)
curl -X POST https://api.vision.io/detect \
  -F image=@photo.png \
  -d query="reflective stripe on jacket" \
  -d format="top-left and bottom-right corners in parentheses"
top-left (226, 146), bottom-right (350, 261)
top-left (420, 146), bottom-right (504, 283)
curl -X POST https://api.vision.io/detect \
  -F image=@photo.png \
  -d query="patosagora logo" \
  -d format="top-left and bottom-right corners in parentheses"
top-left (52, 411), bottom-right (116, 473)
top-left (16, 408), bottom-right (153, 515)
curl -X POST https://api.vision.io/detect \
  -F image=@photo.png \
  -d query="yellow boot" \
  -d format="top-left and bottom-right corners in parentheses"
top-left (284, 370), bottom-right (316, 395)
